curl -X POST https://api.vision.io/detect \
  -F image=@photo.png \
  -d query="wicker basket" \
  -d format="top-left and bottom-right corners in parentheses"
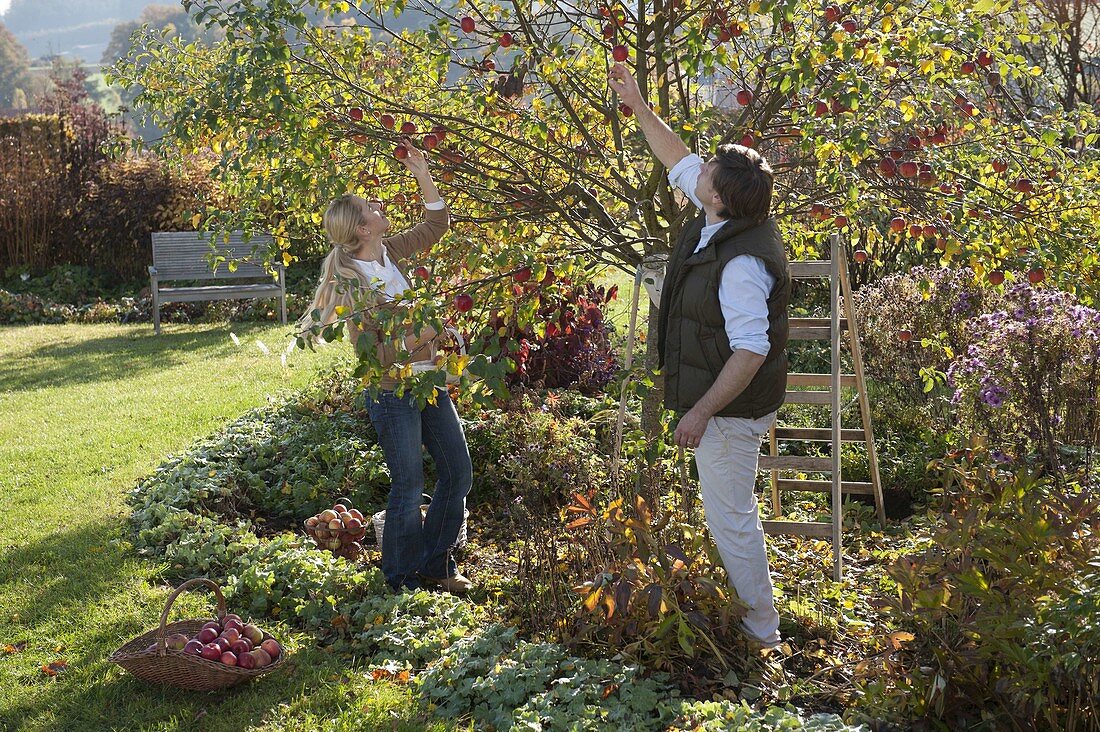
top-left (108, 578), bottom-right (286, 691)
top-left (372, 495), bottom-right (468, 548)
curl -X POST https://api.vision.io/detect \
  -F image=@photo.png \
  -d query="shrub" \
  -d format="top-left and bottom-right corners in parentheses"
top-left (478, 281), bottom-right (619, 394)
top-left (947, 284), bottom-right (1100, 472)
top-left (862, 447), bottom-right (1100, 729)
top-left (463, 392), bottom-right (611, 510)
top-left (0, 288), bottom-right (71, 324)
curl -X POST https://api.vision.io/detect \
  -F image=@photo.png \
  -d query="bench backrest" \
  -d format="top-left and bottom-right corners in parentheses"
top-left (151, 231), bottom-right (279, 280)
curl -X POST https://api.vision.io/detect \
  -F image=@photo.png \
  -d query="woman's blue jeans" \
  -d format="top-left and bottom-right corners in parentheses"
top-left (363, 387), bottom-right (473, 590)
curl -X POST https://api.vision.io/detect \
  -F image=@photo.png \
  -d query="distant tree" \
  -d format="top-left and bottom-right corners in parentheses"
top-left (0, 21), bottom-right (31, 108)
top-left (1018, 0), bottom-right (1100, 110)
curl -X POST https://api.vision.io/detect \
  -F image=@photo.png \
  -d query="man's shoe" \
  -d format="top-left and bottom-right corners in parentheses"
top-left (420, 572), bottom-right (474, 595)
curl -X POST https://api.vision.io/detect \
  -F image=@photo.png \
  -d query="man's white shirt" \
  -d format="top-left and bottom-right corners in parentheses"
top-left (667, 154), bottom-right (775, 357)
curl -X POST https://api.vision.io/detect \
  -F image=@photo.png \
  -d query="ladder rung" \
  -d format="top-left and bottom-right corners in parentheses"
top-left (789, 327), bottom-right (832, 340)
top-left (789, 317), bottom-right (849, 329)
top-left (784, 390), bottom-right (834, 405)
top-left (775, 479), bottom-right (876, 495)
top-left (787, 373), bottom-right (857, 388)
top-left (788, 261), bottom-right (832, 279)
top-left (758, 455), bottom-right (834, 471)
top-left (774, 427), bottom-right (865, 442)
top-left (762, 520), bottom-right (833, 537)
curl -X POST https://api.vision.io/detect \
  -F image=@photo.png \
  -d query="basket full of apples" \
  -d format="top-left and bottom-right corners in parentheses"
top-left (304, 496), bottom-right (367, 561)
top-left (108, 578), bottom-right (286, 691)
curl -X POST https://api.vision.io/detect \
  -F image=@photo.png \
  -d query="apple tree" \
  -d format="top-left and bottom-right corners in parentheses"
top-left (110, 0), bottom-right (1100, 409)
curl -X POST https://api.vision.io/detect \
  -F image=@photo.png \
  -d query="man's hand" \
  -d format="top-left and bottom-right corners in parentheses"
top-left (608, 63), bottom-right (644, 108)
top-left (398, 136), bottom-right (430, 178)
top-left (674, 407), bottom-right (709, 448)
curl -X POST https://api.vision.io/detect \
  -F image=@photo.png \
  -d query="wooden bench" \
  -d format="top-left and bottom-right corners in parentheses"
top-left (149, 231), bottom-right (287, 334)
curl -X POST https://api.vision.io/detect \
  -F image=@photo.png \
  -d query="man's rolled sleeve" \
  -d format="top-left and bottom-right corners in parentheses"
top-left (719, 255), bottom-right (776, 357)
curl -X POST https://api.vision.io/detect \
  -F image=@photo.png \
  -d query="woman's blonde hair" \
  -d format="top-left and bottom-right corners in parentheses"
top-left (296, 194), bottom-right (367, 340)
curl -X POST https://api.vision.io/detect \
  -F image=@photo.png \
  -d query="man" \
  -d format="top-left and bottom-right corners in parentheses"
top-left (609, 63), bottom-right (792, 647)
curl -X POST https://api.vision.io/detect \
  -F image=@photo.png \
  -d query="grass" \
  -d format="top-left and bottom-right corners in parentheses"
top-left (0, 321), bottom-right (458, 731)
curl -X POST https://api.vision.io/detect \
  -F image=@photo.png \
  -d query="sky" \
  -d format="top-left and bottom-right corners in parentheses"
top-left (0, 1), bottom-right (9, 16)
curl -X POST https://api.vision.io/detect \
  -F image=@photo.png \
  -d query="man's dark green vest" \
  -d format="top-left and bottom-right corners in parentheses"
top-left (657, 214), bottom-right (791, 418)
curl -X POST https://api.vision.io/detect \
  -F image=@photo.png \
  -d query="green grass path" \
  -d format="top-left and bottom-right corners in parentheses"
top-left (0, 322), bottom-right (454, 731)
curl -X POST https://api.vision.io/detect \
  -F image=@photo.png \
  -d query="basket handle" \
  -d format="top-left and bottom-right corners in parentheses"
top-left (156, 577), bottom-right (227, 656)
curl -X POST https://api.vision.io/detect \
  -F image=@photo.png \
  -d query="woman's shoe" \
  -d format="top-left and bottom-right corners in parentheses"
top-left (420, 572), bottom-right (474, 595)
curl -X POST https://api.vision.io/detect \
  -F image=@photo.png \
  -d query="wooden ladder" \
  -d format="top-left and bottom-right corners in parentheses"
top-left (759, 234), bottom-right (885, 581)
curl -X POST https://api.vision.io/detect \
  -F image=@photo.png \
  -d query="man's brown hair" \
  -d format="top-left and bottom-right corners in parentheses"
top-left (711, 144), bottom-right (774, 224)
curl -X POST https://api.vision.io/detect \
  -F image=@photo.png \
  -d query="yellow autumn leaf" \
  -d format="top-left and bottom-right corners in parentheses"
top-left (191, 213), bottom-right (202, 228)
top-left (882, 17), bottom-right (893, 32)
top-left (919, 59), bottom-right (936, 74)
top-left (334, 305), bottom-right (348, 317)
top-left (282, 251), bottom-right (293, 267)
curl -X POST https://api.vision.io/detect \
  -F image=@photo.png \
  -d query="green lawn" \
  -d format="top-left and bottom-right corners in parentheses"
top-left (0, 322), bottom-right (455, 731)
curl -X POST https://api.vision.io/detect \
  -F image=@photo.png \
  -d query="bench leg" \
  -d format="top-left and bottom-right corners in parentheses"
top-left (152, 291), bottom-right (161, 335)
top-left (280, 293), bottom-right (287, 326)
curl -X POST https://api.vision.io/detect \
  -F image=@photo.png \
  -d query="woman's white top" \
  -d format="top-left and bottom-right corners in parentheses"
top-left (351, 247), bottom-right (409, 301)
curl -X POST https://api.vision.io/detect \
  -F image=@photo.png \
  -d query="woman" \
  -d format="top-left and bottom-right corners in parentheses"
top-left (297, 138), bottom-right (473, 594)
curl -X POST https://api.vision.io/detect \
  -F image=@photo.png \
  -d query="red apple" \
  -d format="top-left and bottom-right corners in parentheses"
top-left (231, 638), bottom-right (253, 656)
top-left (214, 637), bottom-right (231, 653)
top-left (223, 619), bottom-right (243, 634)
top-left (243, 624), bottom-right (264, 645)
top-left (250, 649), bottom-right (273, 668)
top-left (196, 627), bottom-right (218, 644)
top-left (889, 216), bottom-right (907, 233)
top-left (349, 107), bottom-right (363, 122)
top-left (394, 145), bottom-right (409, 160)
top-left (618, 103), bottom-right (633, 117)
top-left (223, 614), bottom-right (242, 624)
top-left (987, 72), bottom-right (1001, 87)
top-left (166, 633), bottom-right (189, 650)
top-left (909, 224), bottom-right (923, 238)
top-left (854, 249), bottom-right (868, 264)
top-left (380, 114), bottom-right (395, 129)
top-left (824, 5), bottom-right (841, 22)
top-left (813, 100), bottom-right (828, 116)
top-left (327, 518), bottom-right (343, 531)
top-left (612, 45), bottom-right (629, 62)
top-left (992, 159), bottom-right (1008, 173)
top-left (878, 157), bottom-right (897, 177)
top-left (841, 18), bottom-right (857, 32)
top-left (201, 621), bottom-right (222, 633)
top-left (261, 639), bottom-right (282, 660)
top-left (431, 125), bottom-right (447, 141)
top-left (898, 329), bottom-right (913, 342)
top-left (500, 32), bottom-right (513, 47)
top-left (183, 640), bottom-right (204, 656)
top-left (740, 133), bottom-right (754, 148)
top-left (333, 503), bottom-right (349, 514)
top-left (906, 135), bottom-right (922, 150)
top-left (736, 89), bottom-right (753, 106)
top-left (400, 121), bottom-right (417, 135)
top-left (899, 161), bottom-right (919, 178)
top-left (960, 61), bottom-right (975, 74)
top-left (976, 49), bottom-right (993, 67)
top-left (454, 293), bottom-right (474, 313)
top-left (833, 215), bottom-right (848, 228)
top-left (1028, 268), bottom-right (1045, 283)
top-left (221, 627), bottom-right (241, 644)
top-left (220, 651), bottom-right (238, 667)
top-left (345, 517), bottom-right (364, 533)
top-left (514, 266), bottom-right (532, 282)
top-left (460, 16), bottom-right (475, 33)
top-left (922, 224), bottom-right (937, 238)
top-left (422, 133), bottom-right (440, 150)
top-left (200, 643), bottom-right (222, 661)
top-left (602, 23), bottom-right (615, 38)
top-left (889, 148), bottom-right (905, 160)
top-left (988, 270), bottom-right (1005, 285)
top-left (1015, 178), bottom-right (1034, 193)
top-left (413, 266), bottom-right (430, 279)
top-left (237, 651), bottom-right (257, 669)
